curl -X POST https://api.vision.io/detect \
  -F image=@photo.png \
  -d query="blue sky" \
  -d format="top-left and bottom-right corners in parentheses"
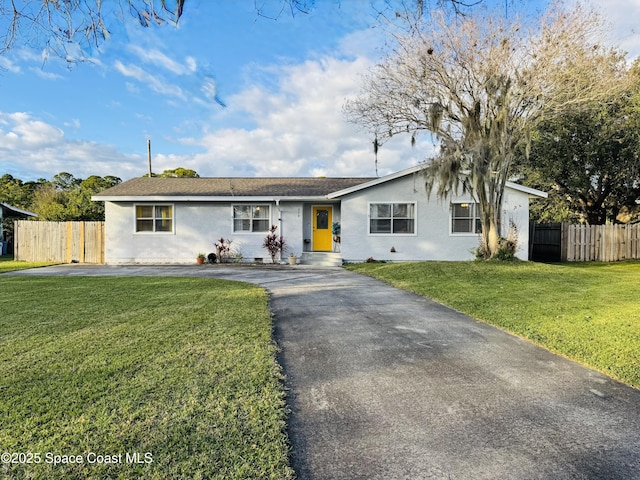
top-left (0, 0), bottom-right (638, 182)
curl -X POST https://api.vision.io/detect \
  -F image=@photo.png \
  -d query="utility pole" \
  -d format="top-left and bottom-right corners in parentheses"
top-left (147, 139), bottom-right (152, 177)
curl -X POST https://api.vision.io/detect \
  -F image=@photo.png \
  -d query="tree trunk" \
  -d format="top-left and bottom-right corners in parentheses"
top-left (480, 211), bottom-right (500, 258)
top-left (478, 190), bottom-right (502, 259)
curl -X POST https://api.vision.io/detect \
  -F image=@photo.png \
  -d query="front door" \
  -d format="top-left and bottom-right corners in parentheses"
top-left (312, 206), bottom-right (333, 251)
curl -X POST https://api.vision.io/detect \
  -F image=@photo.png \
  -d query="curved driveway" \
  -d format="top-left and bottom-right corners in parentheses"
top-left (7, 265), bottom-right (640, 479)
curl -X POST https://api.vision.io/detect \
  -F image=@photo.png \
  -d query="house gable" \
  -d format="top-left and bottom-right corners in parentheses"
top-left (328, 164), bottom-right (547, 200)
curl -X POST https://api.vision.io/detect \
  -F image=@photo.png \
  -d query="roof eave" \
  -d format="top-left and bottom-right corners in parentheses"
top-left (504, 181), bottom-right (548, 198)
top-left (92, 195), bottom-right (335, 202)
top-left (328, 165), bottom-right (427, 198)
top-left (0, 202), bottom-right (38, 217)
top-left (326, 165), bottom-right (548, 199)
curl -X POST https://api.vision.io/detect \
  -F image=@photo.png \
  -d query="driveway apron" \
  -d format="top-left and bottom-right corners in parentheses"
top-left (6, 265), bottom-right (640, 479)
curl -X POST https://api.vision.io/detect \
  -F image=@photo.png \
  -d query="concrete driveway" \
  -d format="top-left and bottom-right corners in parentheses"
top-left (6, 264), bottom-right (640, 479)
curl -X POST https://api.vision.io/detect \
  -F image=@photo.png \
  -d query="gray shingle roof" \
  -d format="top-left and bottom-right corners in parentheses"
top-left (94, 177), bottom-right (375, 198)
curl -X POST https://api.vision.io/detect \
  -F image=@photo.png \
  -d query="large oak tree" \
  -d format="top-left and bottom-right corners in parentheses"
top-left (518, 62), bottom-right (640, 225)
top-left (344, 2), bottom-right (630, 258)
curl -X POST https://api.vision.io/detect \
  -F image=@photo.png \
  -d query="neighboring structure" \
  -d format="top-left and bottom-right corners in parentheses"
top-left (92, 165), bottom-right (547, 265)
top-left (0, 202), bottom-right (37, 255)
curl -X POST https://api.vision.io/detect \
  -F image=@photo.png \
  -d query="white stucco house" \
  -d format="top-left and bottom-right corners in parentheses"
top-left (92, 165), bottom-right (546, 265)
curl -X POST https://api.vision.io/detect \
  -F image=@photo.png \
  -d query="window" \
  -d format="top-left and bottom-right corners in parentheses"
top-left (369, 203), bottom-right (415, 234)
top-left (136, 205), bottom-right (173, 233)
top-left (451, 203), bottom-right (482, 234)
top-left (233, 204), bottom-right (270, 233)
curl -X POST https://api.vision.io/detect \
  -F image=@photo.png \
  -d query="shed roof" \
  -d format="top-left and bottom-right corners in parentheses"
top-left (0, 202), bottom-right (37, 218)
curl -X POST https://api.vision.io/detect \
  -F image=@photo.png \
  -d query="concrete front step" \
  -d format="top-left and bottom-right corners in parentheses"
top-left (300, 252), bottom-right (342, 267)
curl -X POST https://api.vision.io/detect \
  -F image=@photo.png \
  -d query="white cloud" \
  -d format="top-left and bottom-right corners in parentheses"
top-left (114, 61), bottom-right (146, 82)
top-left (0, 112), bottom-right (64, 147)
top-left (113, 48), bottom-right (217, 110)
top-left (0, 111), bottom-right (142, 180)
top-left (0, 25), bottom-right (428, 182)
top-left (31, 68), bottom-right (63, 80)
top-left (601, 0), bottom-right (640, 59)
top-left (127, 45), bottom-right (198, 74)
top-left (573, 0), bottom-right (640, 60)
top-left (337, 26), bottom-right (388, 60)
top-left (200, 76), bottom-right (226, 107)
top-left (114, 60), bottom-right (186, 99)
top-left (0, 57), bottom-right (21, 73)
top-left (63, 118), bottom-right (81, 129)
top-left (177, 54), bottom-right (433, 178)
top-left (185, 57), bottom-right (197, 72)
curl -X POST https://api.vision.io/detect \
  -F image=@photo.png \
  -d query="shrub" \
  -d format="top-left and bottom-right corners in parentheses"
top-left (263, 225), bottom-right (286, 264)
top-left (475, 220), bottom-right (519, 261)
top-left (495, 220), bottom-right (519, 261)
top-left (214, 238), bottom-right (232, 263)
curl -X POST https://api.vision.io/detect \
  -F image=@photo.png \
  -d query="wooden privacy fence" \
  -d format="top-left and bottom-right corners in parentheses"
top-left (566, 223), bottom-right (640, 262)
top-left (531, 222), bottom-right (640, 262)
top-left (14, 220), bottom-right (105, 264)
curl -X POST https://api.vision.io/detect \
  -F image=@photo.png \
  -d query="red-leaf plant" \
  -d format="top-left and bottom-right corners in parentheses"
top-left (262, 225), bottom-right (286, 264)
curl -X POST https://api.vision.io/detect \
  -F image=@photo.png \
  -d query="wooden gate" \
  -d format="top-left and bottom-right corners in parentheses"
top-left (529, 223), bottom-right (564, 262)
top-left (14, 220), bottom-right (105, 264)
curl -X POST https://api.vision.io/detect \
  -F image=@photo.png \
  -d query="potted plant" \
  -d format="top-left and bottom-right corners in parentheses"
top-left (332, 222), bottom-right (341, 251)
top-left (288, 252), bottom-right (297, 266)
top-left (196, 253), bottom-right (206, 265)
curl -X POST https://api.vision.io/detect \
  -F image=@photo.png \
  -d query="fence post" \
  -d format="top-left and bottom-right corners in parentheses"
top-left (98, 221), bottom-right (105, 264)
top-left (560, 222), bottom-right (568, 262)
top-left (80, 221), bottom-right (86, 263)
top-left (13, 220), bottom-right (18, 260)
top-left (65, 222), bottom-right (72, 263)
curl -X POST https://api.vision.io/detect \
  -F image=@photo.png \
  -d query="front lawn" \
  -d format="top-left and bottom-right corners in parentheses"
top-left (346, 261), bottom-right (640, 389)
top-left (0, 276), bottom-right (293, 479)
top-left (0, 256), bottom-right (56, 273)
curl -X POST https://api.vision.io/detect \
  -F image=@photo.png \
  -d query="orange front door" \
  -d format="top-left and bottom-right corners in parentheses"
top-left (312, 206), bottom-right (333, 251)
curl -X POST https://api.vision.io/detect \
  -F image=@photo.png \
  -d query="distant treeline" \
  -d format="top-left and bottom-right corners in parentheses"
top-left (0, 167), bottom-right (199, 223)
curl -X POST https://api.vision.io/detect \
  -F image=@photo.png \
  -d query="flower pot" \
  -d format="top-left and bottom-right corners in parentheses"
top-left (196, 257), bottom-right (205, 265)
top-left (288, 255), bottom-right (297, 266)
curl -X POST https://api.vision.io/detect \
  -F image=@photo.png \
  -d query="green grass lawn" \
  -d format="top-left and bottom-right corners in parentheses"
top-left (0, 274), bottom-right (293, 479)
top-left (346, 261), bottom-right (640, 389)
top-left (0, 255), bottom-right (56, 273)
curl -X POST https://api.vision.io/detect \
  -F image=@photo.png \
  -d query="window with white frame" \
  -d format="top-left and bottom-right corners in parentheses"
top-left (451, 202), bottom-right (482, 234)
top-left (135, 205), bottom-right (173, 233)
top-left (233, 204), bottom-right (270, 233)
top-left (369, 203), bottom-right (415, 234)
